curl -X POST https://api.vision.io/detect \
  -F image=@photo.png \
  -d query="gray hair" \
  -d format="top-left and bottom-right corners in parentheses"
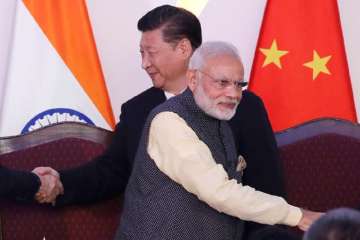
top-left (188, 41), bottom-right (241, 70)
top-left (303, 208), bottom-right (360, 240)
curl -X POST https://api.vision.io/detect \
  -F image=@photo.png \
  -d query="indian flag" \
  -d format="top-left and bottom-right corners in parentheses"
top-left (0, 0), bottom-right (115, 136)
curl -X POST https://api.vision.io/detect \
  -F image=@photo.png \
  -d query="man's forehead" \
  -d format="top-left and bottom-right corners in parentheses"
top-left (140, 29), bottom-right (162, 44)
top-left (205, 54), bottom-right (239, 63)
top-left (140, 43), bottom-right (158, 50)
top-left (204, 57), bottom-right (244, 77)
top-left (140, 35), bottom-right (171, 51)
top-left (204, 57), bottom-right (240, 69)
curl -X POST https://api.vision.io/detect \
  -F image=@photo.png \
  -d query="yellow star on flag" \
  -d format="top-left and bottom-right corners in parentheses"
top-left (303, 50), bottom-right (332, 80)
top-left (259, 39), bottom-right (289, 69)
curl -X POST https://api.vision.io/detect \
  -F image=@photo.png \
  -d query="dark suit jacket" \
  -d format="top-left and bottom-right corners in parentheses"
top-left (58, 86), bottom-right (285, 203)
top-left (0, 166), bottom-right (40, 200)
top-left (230, 90), bottom-right (285, 197)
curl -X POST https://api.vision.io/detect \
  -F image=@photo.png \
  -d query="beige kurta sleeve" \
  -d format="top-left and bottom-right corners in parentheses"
top-left (147, 111), bottom-right (302, 226)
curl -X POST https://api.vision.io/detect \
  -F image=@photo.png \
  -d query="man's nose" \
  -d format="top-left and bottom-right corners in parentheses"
top-left (141, 55), bottom-right (151, 69)
top-left (225, 85), bottom-right (242, 101)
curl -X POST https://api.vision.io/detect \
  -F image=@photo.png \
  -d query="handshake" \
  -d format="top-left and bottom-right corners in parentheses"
top-left (32, 167), bottom-right (64, 205)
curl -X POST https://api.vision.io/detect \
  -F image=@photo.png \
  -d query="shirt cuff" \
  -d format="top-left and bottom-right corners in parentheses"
top-left (281, 205), bottom-right (303, 226)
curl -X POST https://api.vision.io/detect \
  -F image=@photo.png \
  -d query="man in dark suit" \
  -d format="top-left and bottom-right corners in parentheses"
top-left (34, 4), bottom-right (289, 239)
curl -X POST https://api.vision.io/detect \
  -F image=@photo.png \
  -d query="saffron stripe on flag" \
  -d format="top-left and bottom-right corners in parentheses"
top-left (23, 0), bottom-right (115, 129)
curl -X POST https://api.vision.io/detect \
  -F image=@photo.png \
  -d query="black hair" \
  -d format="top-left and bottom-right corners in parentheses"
top-left (137, 5), bottom-right (202, 50)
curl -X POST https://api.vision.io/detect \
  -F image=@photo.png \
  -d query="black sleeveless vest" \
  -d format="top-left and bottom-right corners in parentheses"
top-left (116, 89), bottom-right (244, 240)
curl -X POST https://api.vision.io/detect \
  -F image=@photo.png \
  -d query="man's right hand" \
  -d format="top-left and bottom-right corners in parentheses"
top-left (32, 167), bottom-right (64, 205)
top-left (297, 209), bottom-right (323, 231)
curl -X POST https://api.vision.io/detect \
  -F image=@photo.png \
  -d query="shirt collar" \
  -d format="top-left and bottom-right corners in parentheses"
top-left (164, 88), bottom-right (187, 100)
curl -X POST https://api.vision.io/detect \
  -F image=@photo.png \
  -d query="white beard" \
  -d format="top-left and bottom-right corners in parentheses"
top-left (193, 84), bottom-right (239, 120)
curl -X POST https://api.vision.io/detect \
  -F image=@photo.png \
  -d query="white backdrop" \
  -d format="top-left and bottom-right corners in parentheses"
top-left (1, 0), bottom-right (359, 122)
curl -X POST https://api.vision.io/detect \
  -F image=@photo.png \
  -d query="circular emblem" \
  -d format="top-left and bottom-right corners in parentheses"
top-left (21, 108), bottom-right (94, 134)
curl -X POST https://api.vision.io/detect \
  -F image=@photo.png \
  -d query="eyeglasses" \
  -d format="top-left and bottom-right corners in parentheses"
top-left (196, 70), bottom-right (248, 91)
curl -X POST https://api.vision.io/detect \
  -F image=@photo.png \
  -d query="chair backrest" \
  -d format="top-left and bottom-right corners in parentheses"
top-left (0, 122), bottom-right (122, 240)
top-left (275, 118), bottom-right (360, 212)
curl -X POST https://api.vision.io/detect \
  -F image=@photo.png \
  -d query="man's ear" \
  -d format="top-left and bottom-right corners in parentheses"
top-left (176, 38), bottom-right (192, 59)
top-left (186, 69), bottom-right (197, 91)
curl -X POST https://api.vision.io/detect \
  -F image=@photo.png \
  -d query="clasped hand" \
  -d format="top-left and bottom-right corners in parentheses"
top-left (32, 167), bottom-right (64, 205)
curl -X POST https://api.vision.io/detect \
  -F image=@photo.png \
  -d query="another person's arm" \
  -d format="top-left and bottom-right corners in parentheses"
top-left (35, 103), bottom-right (133, 206)
top-left (0, 165), bottom-right (62, 203)
top-left (0, 166), bottom-right (39, 200)
top-left (55, 117), bottom-right (131, 206)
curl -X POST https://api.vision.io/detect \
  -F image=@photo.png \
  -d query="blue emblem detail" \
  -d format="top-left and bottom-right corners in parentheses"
top-left (21, 108), bottom-right (94, 134)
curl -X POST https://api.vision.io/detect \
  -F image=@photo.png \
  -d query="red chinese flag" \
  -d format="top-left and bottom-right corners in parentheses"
top-left (249, 0), bottom-right (357, 131)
